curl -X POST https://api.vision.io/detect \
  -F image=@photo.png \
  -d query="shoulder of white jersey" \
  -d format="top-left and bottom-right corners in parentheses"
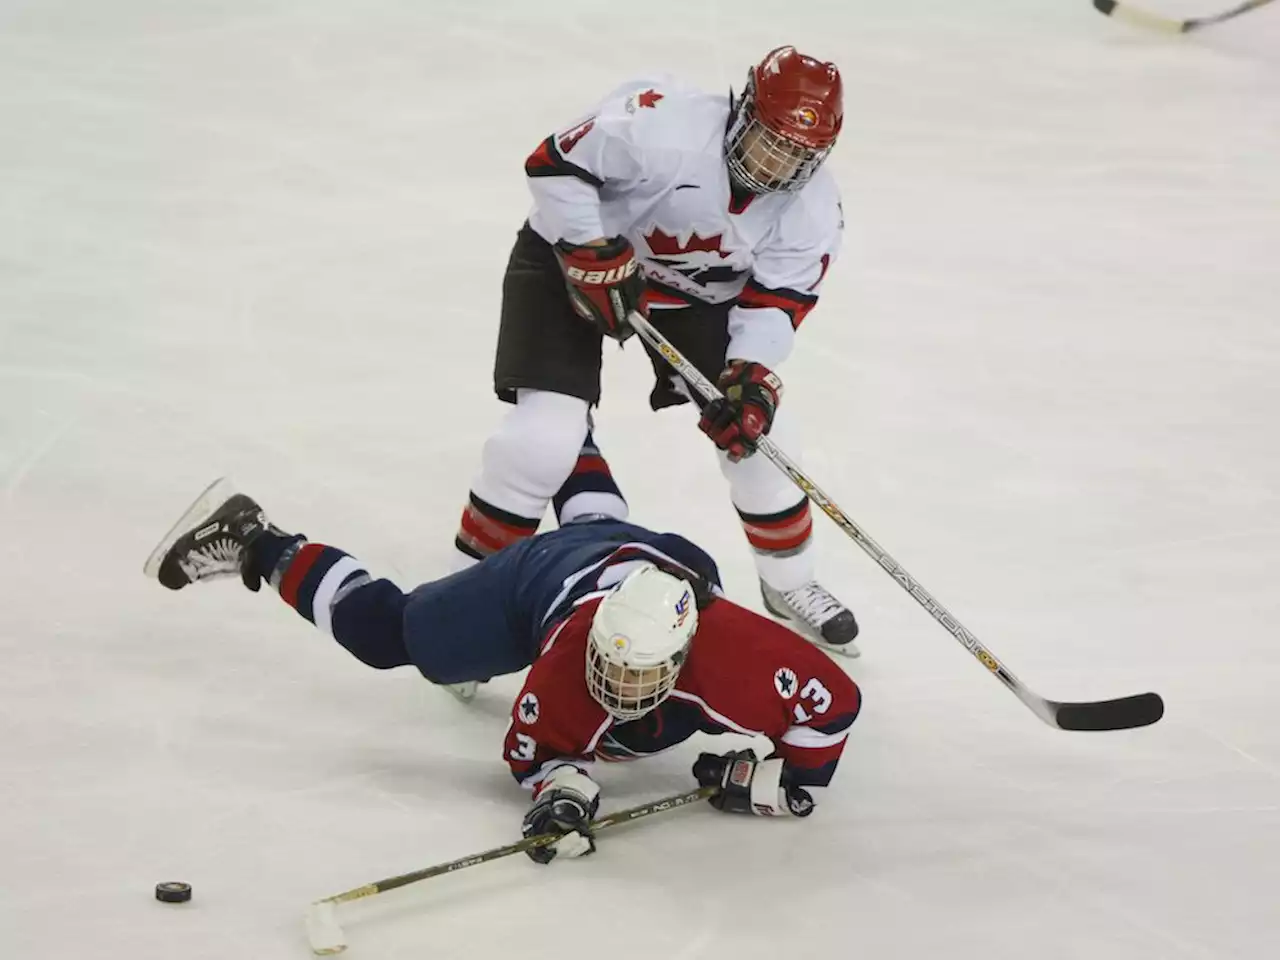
top-left (780, 166), bottom-right (843, 242)
top-left (593, 76), bottom-right (725, 155)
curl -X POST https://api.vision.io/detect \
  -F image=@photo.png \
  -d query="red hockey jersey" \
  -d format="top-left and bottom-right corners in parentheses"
top-left (502, 595), bottom-right (861, 790)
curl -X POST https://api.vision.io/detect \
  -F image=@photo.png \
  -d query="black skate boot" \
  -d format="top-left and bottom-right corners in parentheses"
top-left (143, 478), bottom-right (288, 592)
top-left (760, 580), bottom-right (861, 658)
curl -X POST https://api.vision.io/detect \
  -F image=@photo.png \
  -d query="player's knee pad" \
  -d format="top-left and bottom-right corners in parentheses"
top-left (472, 391), bottom-right (591, 519)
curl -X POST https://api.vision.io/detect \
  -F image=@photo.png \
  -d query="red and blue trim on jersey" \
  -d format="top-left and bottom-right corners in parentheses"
top-left (641, 278), bottom-right (707, 309)
top-left (525, 135), bottom-right (605, 188)
top-left (776, 705), bottom-right (861, 788)
top-left (737, 277), bottom-right (819, 330)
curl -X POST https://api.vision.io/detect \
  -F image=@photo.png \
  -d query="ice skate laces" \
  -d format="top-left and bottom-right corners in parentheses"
top-left (781, 582), bottom-right (845, 629)
top-left (179, 536), bottom-right (243, 582)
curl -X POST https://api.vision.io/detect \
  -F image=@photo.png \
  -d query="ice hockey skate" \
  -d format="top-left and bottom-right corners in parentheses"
top-left (143, 477), bottom-right (276, 592)
top-left (760, 580), bottom-right (860, 658)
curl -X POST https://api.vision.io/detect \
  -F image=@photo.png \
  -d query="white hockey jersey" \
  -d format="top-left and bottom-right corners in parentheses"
top-left (524, 77), bottom-right (843, 369)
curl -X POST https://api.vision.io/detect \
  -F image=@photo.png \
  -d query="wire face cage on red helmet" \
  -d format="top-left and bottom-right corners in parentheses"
top-left (725, 46), bottom-right (843, 195)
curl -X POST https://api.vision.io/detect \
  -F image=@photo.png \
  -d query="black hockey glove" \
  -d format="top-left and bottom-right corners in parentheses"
top-left (522, 767), bottom-right (601, 864)
top-left (554, 236), bottom-right (645, 342)
top-left (693, 749), bottom-right (815, 818)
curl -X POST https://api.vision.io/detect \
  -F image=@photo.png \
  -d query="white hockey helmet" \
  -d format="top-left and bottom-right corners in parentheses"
top-left (586, 564), bottom-right (697, 721)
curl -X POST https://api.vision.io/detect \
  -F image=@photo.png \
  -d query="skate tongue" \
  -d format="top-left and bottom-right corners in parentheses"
top-left (784, 583), bottom-right (844, 628)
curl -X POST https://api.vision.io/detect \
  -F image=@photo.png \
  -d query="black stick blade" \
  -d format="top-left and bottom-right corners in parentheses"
top-left (1054, 692), bottom-right (1164, 731)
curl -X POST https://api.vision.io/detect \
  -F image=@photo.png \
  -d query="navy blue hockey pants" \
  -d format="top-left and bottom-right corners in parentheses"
top-left (256, 518), bottom-right (692, 685)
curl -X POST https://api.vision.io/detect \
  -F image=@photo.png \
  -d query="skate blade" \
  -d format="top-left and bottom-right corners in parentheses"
top-left (443, 682), bottom-right (479, 704)
top-left (761, 595), bottom-right (862, 659)
top-left (816, 637), bottom-right (861, 659)
top-left (143, 477), bottom-right (237, 580)
top-left (769, 612), bottom-right (862, 659)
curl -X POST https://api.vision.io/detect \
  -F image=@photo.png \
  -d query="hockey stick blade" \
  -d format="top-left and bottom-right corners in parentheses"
top-left (1053, 692), bottom-right (1164, 731)
top-left (627, 310), bottom-right (1165, 734)
top-left (1092, 0), bottom-right (1183, 32)
top-left (305, 785), bottom-right (718, 954)
top-left (1093, 0), bottom-right (1277, 33)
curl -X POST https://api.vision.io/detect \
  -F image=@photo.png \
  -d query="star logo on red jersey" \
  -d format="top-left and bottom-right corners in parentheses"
top-left (518, 692), bottom-right (540, 724)
top-left (774, 668), bottom-right (798, 699)
top-left (637, 88), bottom-right (663, 109)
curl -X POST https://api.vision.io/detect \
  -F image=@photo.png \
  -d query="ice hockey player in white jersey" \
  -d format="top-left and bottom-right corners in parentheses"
top-left (450, 46), bottom-right (858, 688)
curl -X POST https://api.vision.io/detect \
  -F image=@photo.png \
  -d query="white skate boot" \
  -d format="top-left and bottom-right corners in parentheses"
top-left (760, 579), bottom-right (860, 658)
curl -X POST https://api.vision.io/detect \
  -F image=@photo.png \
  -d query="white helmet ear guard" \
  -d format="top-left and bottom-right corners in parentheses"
top-left (586, 564), bottom-right (697, 720)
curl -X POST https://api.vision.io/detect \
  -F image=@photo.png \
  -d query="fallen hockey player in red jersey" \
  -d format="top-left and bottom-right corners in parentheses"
top-left (449, 46), bottom-right (860, 673)
top-left (145, 457), bottom-right (861, 864)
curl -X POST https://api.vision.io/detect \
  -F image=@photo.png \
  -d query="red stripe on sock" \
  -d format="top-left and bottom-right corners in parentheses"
top-left (742, 503), bottom-right (812, 553)
top-left (458, 504), bottom-right (538, 557)
top-left (280, 543), bottom-right (324, 607)
top-left (573, 455), bottom-right (611, 476)
top-left (747, 502), bottom-right (810, 530)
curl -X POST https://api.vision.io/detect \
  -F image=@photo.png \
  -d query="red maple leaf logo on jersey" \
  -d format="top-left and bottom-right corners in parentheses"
top-left (644, 227), bottom-right (729, 259)
top-left (637, 89), bottom-right (663, 109)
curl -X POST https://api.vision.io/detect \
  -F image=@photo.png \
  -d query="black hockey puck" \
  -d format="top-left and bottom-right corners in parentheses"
top-left (155, 881), bottom-right (192, 903)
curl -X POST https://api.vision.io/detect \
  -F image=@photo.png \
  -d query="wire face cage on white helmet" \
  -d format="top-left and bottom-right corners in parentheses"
top-left (586, 565), bottom-right (698, 721)
top-left (725, 46), bottom-right (843, 195)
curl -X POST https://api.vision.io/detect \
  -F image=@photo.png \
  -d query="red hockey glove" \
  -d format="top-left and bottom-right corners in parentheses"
top-left (697, 360), bottom-right (782, 462)
top-left (692, 750), bottom-right (815, 818)
top-left (553, 236), bottom-right (644, 342)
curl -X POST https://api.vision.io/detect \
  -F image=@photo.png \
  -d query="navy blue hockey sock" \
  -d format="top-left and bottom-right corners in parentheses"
top-left (553, 432), bottom-right (628, 525)
top-left (263, 537), bottom-right (411, 670)
top-left (247, 529), bottom-right (302, 584)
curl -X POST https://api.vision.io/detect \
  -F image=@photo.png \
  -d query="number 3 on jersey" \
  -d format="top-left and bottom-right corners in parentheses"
top-left (510, 733), bottom-right (537, 762)
top-left (792, 678), bottom-right (833, 723)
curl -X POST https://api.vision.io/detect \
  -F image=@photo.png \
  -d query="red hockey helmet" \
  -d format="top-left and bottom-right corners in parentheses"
top-left (725, 46), bottom-right (843, 194)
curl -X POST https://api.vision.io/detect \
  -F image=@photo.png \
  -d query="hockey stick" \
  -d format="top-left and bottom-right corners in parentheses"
top-left (628, 310), bottom-right (1164, 733)
top-left (304, 784), bottom-right (718, 955)
top-left (1093, 0), bottom-right (1276, 33)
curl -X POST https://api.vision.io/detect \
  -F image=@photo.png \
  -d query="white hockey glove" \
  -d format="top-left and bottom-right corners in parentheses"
top-left (692, 749), bottom-right (815, 818)
top-left (522, 766), bottom-right (601, 864)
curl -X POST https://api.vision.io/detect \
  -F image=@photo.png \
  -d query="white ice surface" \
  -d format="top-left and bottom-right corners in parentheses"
top-left (2, 2), bottom-right (1278, 958)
